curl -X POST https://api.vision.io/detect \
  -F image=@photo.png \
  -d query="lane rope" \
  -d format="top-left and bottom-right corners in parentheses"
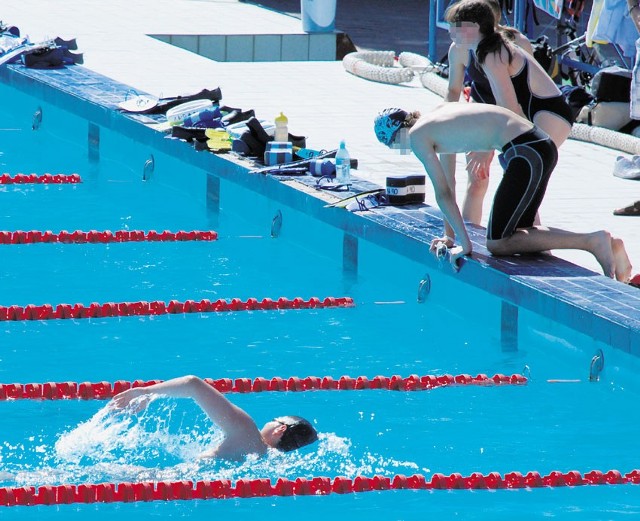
top-left (0, 229), bottom-right (217, 244)
top-left (1, 469), bottom-right (639, 506)
top-left (0, 296), bottom-right (354, 322)
top-left (0, 173), bottom-right (81, 184)
top-left (0, 373), bottom-right (527, 400)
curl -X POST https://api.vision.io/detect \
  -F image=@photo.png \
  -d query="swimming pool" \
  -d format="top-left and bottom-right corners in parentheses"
top-left (1, 69), bottom-right (640, 519)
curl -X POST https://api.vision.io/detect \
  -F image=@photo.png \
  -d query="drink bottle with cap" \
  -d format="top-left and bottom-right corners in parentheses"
top-left (274, 112), bottom-right (289, 142)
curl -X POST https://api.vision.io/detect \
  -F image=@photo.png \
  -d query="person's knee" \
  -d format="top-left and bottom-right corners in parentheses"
top-left (466, 177), bottom-right (489, 196)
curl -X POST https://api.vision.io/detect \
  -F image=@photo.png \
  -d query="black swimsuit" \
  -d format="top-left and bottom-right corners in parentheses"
top-left (466, 51), bottom-right (573, 126)
top-left (467, 50), bottom-right (496, 104)
top-left (487, 128), bottom-right (558, 240)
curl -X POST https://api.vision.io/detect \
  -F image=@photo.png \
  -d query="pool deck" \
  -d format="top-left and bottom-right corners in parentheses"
top-left (2, 0), bottom-right (640, 353)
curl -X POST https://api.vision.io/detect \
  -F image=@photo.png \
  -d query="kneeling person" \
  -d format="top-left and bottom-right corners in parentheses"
top-left (373, 103), bottom-right (631, 282)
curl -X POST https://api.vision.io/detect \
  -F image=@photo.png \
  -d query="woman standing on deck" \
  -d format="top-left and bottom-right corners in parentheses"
top-left (442, 0), bottom-right (533, 227)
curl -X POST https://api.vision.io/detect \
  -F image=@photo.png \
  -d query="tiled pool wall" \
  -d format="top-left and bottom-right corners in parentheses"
top-left (151, 32), bottom-right (338, 62)
top-left (2, 63), bottom-right (640, 359)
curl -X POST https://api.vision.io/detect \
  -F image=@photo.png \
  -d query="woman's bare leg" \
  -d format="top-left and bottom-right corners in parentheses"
top-left (462, 174), bottom-right (489, 225)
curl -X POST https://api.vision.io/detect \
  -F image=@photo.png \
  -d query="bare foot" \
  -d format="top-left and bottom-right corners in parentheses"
top-left (588, 231), bottom-right (615, 278)
top-left (611, 237), bottom-right (633, 283)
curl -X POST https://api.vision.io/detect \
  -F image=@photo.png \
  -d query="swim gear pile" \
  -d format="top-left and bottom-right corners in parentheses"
top-left (374, 108), bottom-right (408, 146)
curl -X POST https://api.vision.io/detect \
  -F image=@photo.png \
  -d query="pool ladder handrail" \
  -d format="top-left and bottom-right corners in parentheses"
top-left (589, 349), bottom-right (604, 382)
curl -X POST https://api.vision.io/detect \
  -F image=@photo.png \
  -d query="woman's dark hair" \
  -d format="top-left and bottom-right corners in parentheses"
top-left (274, 416), bottom-right (318, 452)
top-left (444, 0), bottom-right (514, 65)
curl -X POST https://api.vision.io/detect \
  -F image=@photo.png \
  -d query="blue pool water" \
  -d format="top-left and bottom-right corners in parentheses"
top-left (1, 78), bottom-right (640, 519)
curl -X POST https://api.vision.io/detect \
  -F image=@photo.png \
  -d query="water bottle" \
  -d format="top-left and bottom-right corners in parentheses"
top-left (274, 112), bottom-right (289, 142)
top-left (335, 140), bottom-right (351, 185)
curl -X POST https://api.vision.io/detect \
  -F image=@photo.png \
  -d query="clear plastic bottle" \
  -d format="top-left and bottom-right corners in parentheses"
top-left (274, 112), bottom-right (289, 142)
top-left (335, 140), bottom-right (351, 185)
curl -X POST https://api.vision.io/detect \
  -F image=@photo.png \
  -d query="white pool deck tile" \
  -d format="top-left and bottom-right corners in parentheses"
top-left (2, 0), bottom-right (640, 280)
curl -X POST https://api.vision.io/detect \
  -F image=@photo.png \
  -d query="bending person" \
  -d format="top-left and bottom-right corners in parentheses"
top-left (443, 0), bottom-right (533, 226)
top-left (110, 375), bottom-right (318, 460)
top-left (438, 0), bottom-right (572, 239)
top-left (373, 105), bottom-right (632, 282)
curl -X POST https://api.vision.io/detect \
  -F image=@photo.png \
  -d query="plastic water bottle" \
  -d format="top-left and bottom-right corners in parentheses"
top-left (274, 112), bottom-right (289, 142)
top-left (335, 140), bottom-right (351, 185)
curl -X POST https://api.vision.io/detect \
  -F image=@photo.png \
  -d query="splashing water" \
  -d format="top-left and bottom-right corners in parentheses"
top-left (1, 397), bottom-right (422, 487)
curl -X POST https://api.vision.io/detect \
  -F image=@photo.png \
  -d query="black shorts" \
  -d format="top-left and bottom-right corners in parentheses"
top-left (487, 128), bottom-right (558, 240)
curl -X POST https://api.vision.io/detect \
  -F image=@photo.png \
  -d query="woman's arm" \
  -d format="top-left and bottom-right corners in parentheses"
top-left (445, 42), bottom-right (468, 102)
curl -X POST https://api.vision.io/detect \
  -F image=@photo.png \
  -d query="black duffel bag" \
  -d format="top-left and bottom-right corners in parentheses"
top-left (590, 66), bottom-right (632, 103)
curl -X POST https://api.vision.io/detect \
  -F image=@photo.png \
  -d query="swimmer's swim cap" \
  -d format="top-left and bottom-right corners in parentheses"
top-left (273, 416), bottom-right (318, 452)
top-left (374, 108), bottom-right (408, 146)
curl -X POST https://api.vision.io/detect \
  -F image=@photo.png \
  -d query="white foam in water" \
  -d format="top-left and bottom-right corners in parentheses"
top-left (3, 400), bottom-right (422, 487)
top-left (54, 396), bottom-right (223, 466)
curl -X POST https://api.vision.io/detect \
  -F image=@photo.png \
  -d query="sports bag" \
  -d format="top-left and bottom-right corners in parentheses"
top-left (590, 66), bottom-right (632, 103)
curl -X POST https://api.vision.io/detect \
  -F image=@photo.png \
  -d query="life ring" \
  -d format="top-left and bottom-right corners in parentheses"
top-left (342, 51), bottom-right (435, 85)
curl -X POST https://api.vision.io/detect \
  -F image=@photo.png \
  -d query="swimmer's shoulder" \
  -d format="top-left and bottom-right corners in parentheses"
top-left (199, 435), bottom-right (268, 461)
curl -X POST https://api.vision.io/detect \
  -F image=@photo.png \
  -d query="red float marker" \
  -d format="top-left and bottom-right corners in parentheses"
top-left (0, 296), bottom-right (354, 322)
top-left (0, 173), bottom-right (81, 184)
top-left (1, 469), bottom-right (639, 507)
top-left (0, 229), bottom-right (218, 244)
top-left (0, 372), bottom-right (526, 401)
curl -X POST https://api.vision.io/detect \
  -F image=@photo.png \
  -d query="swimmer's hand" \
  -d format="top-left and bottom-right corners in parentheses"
top-left (465, 151), bottom-right (494, 181)
top-left (430, 241), bottom-right (469, 272)
top-left (448, 245), bottom-right (468, 271)
top-left (109, 388), bottom-right (151, 413)
top-left (429, 236), bottom-right (454, 252)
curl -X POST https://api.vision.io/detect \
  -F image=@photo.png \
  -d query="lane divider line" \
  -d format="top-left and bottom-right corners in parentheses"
top-left (1, 469), bottom-right (638, 507)
top-left (0, 296), bottom-right (354, 322)
top-left (0, 173), bottom-right (81, 184)
top-left (0, 229), bottom-right (218, 244)
top-left (0, 373), bottom-right (527, 400)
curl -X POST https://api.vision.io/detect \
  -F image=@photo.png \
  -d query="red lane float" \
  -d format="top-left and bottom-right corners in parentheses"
top-left (0, 373), bottom-right (527, 401)
top-left (1, 469), bottom-right (639, 507)
top-left (0, 229), bottom-right (218, 244)
top-left (0, 173), bottom-right (81, 184)
top-left (0, 296), bottom-right (352, 322)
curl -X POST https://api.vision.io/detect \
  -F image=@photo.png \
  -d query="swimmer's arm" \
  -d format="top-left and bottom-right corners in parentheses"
top-left (438, 152), bottom-right (457, 241)
top-left (438, 43), bottom-right (469, 240)
top-left (112, 375), bottom-right (258, 437)
top-left (482, 48), bottom-right (527, 120)
top-left (412, 137), bottom-right (472, 255)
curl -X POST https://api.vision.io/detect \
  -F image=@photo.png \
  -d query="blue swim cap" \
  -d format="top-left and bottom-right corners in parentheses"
top-left (374, 108), bottom-right (408, 146)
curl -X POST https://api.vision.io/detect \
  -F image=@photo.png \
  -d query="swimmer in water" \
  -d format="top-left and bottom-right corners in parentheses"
top-left (110, 375), bottom-right (317, 460)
